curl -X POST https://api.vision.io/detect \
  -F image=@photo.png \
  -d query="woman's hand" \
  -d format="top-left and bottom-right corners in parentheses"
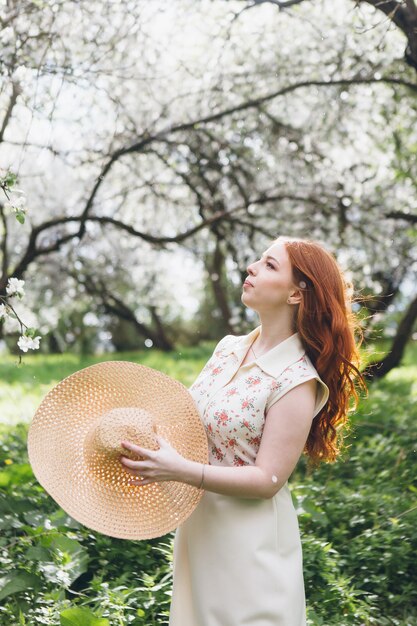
top-left (119, 435), bottom-right (189, 486)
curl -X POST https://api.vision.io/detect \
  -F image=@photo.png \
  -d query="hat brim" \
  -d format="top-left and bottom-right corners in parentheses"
top-left (27, 361), bottom-right (208, 539)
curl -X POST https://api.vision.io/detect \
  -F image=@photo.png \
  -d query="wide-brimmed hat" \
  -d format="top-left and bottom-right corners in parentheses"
top-left (27, 361), bottom-right (208, 540)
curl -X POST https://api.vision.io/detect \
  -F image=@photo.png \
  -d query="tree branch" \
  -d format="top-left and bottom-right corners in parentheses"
top-left (235, 0), bottom-right (417, 71)
top-left (78, 272), bottom-right (174, 350)
top-left (363, 293), bottom-right (417, 379)
top-left (385, 210), bottom-right (417, 223)
top-left (0, 82), bottom-right (21, 144)
top-left (0, 204), bottom-right (8, 280)
top-left (359, 0), bottom-right (417, 70)
top-left (6, 205), bottom-right (247, 284)
top-left (75, 73), bottom-right (417, 244)
top-left (5, 74), bottom-right (416, 289)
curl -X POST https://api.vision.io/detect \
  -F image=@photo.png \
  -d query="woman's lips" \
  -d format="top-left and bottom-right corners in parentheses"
top-left (243, 281), bottom-right (253, 288)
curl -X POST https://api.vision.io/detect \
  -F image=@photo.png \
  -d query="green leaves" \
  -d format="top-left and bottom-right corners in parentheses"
top-left (0, 170), bottom-right (17, 189)
top-left (0, 463), bottom-right (33, 489)
top-left (25, 327), bottom-right (39, 339)
top-left (15, 210), bottom-right (25, 224)
top-left (60, 607), bottom-right (109, 626)
top-left (36, 533), bottom-right (89, 587)
top-left (295, 358), bottom-right (417, 625)
top-left (0, 572), bottom-right (42, 602)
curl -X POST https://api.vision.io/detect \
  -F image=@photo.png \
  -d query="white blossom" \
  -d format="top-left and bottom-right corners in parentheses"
top-left (0, 304), bottom-right (11, 320)
top-left (5, 191), bottom-right (27, 210)
top-left (6, 278), bottom-right (25, 298)
top-left (17, 335), bottom-right (41, 352)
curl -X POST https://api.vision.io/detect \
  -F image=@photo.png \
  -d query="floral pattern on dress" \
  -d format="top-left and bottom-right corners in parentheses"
top-left (189, 336), bottom-right (328, 467)
top-left (211, 444), bottom-right (225, 462)
top-left (214, 410), bottom-right (232, 427)
top-left (189, 336), bottom-right (238, 401)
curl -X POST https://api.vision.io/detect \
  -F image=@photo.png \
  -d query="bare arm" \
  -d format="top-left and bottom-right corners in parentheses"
top-left (120, 378), bottom-right (317, 499)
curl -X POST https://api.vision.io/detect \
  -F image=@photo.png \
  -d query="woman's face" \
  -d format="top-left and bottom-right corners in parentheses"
top-left (242, 240), bottom-right (299, 312)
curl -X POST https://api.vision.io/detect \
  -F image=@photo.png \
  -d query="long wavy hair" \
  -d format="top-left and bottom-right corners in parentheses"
top-left (276, 235), bottom-right (368, 465)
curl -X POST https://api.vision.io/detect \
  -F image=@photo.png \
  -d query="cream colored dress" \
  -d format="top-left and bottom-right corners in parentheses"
top-left (169, 326), bottom-right (330, 626)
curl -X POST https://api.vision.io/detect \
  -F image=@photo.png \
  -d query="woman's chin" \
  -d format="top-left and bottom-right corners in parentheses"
top-left (241, 294), bottom-right (256, 310)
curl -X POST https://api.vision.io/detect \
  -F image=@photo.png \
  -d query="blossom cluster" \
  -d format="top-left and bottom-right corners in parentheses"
top-left (0, 277), bottom-right (42, 354)
top-left (4, 192), bottom-right (27, 224)
top-left (0, 169), bottom-right (28, 225)
top-left (1, 169), bottom-right (41, 356)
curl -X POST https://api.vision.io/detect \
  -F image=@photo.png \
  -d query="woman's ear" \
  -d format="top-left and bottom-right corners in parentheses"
top-left (287, 289), bottom-right (303, 305)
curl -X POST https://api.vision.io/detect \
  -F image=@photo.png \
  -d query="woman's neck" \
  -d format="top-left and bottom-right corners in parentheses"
top-left (253, 313), bottom-right (296, 353)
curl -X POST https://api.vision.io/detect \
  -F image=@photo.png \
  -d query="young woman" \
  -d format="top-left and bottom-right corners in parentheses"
top-left (120, 235), bottom-right (367, 626)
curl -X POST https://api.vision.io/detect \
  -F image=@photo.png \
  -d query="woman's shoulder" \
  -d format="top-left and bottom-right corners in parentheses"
top-left (213, 333), bottom-right (239, 355)
top-left (266, 351), bottom-right (330, 418)
top-left (300, 353), bottom-right (328, 388)
top-left (279, 352), bottom-right (326, 388)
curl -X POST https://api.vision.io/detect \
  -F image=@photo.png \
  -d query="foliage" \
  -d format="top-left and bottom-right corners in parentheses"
top-left (0, 342), bottom-right (416, 624)
top-left (297, 351), bottom-right (417, 625)
top-left (0, 425), bottom-right (173, 625)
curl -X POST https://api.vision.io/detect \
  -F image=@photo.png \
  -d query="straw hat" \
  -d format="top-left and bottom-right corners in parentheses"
top-left (27, 361), bottom-right (208, 540)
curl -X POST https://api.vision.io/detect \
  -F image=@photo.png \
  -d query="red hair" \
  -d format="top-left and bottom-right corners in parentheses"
top-left (277, 236), bottom-right (368, 465)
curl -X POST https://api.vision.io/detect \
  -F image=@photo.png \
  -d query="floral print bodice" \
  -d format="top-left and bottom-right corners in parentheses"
top-left (188, 328), bottom-right (329, 467)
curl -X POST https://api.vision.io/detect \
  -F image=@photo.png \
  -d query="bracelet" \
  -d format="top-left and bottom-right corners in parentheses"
top-left (198, 463), bottom-right (205, 490)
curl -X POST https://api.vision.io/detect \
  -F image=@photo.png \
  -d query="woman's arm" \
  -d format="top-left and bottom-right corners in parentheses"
top-left (120, 378), bottom-right (317, 500)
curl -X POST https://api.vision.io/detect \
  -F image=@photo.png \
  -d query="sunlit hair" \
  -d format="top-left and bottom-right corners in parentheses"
top-left (275, 235), bottom-right (368, 466)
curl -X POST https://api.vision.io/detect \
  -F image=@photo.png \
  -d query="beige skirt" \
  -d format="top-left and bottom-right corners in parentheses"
top-left (168, 483), bottom-right (306, 626)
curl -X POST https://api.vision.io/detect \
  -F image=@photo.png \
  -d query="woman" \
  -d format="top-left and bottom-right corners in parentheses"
top-left (120, 235), bottom-right (367, 626)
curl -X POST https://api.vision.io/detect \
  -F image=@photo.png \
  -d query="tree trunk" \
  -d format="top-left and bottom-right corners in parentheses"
top-left (149, 305), bottom-right (175, 351)
top-left (209, 240), bottom-right (234, 334)
top-left (363, 293), bottom-right (417, 380)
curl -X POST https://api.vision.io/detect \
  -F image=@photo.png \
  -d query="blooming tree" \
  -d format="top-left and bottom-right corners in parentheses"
top-left (0, 0), bottom-right (415, 372)
top-left (0, 171), bottom-right (41, 358)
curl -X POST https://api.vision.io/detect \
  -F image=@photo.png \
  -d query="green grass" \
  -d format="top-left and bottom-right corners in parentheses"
top-left (1, 337), bottom-right (415, 427)
top-left (0, 343), bottom-right (214, 426)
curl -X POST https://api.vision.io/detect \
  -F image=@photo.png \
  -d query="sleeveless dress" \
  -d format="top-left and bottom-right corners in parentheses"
top-left (168, 326), bottom-right (330, 626)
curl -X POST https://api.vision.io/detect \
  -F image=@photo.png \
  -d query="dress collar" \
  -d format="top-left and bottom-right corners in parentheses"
top-left (223, 325), bottom-right (306, 378)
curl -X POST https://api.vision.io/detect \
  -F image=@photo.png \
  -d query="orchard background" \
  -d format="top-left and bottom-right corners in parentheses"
top-left (1, 1), bottom-right (416, 624)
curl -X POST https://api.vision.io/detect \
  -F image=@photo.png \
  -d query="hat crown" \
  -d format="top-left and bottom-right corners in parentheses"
top-left (86, 407), bottom-right (158, 460)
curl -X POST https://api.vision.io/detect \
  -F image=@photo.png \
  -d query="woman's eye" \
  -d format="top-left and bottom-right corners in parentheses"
top-left (266, 262), bottom-right (275, 269)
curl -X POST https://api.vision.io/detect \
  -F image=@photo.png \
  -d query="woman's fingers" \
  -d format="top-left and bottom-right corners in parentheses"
top-left (121, 440), bottom-right (156, 458)
top-left (120, 456), bottom-right (149, 470)
top-left (129, 477), bottom-right (150, 485)
top-left (121, 459), bottom-right (153, 482)
top-left (119, 437), bottom-right (176, 485)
